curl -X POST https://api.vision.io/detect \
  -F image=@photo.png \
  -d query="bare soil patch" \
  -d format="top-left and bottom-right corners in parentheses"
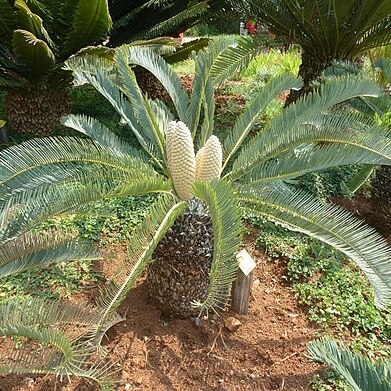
top-left (0, 233), bottom-right (321, 391)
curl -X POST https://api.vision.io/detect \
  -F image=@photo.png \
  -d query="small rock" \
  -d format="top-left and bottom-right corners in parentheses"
top-left (250, 373), bottom-right (256, 380)
top-left (264, 288), bottom-right (271, 294)
top-left (194, 317), bottom-right (201, 326)
top-left (124, 383), bottom-right (131, 391)
top-left (24, 377), bottom-right (34, 388)
top-left (218, 379), bottom-right (224, 383)
top-left (135, 377), bottom-right (143, 385)
top-left (252, 279), bottom-right (261, 291)
top-left (224, 317), bottom-right (242, 331)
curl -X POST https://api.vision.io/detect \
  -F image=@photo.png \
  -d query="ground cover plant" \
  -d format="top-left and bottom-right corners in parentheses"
top-left (2, 36), bottom-right (391, 389)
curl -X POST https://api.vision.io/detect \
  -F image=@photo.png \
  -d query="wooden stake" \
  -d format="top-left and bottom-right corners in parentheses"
top-left (231, 269), bottom-right (253, 315)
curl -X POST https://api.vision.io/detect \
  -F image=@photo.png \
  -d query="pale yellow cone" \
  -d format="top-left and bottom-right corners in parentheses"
top-left (196, 135), bottom-right (223, 181)
top-left (166, 121), bottom-right (196, 200)
top-left (195, 147), bottom-right (205, 179)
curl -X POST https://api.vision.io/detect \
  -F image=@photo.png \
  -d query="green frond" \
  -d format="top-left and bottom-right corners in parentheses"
top-left (0, 136), bottom-right (156, 191)
top-left (71, 66), bottom-right (164, 169)
top-left (308, 338), bottom-right (391, 391)
top-left (340, 165), bottom-right (375, 197)
top-left (74, 45), bottom-right (116, 63)
top-left (238, 183), bottom-right (391, 308)
top-left (209, 36), bottom-right (254, 87)
top-left (116, 45), bottom-right (190, 124)
top-left (137, 1), bottom-right (209, 40)
top-left (189, 36), bottom-right (253, 136)
top-left (12, 29), bottom-right (55, 80)
top-left (61, 0), bottom-right (112, 58)
top-left (61, 114), bottom-right (145, 159)
top-left (164, 38), bottom-right (209, 64)
top-left (0, 229), bottom-right (100, 278)
top-left (375, 56), bottom-right (391, 83)
top-left (64, 52), bottom-right (114, 74)
top-left (191, 180), bottom-right (243, 315)
top-left (1, 172), bottom-right (171, 243)
top-left (15, 0), bottom-right (56, 49)
top-left (244, 140), bottom-right (391, 186)
top-left (0, 298), bottom-right (118, 390)
top-left (229, 76), bottom-right (382, 180)
top-left (0, 162), bottom-right (163, 213)
top-left (195, 78), bottom-right (215, 148)
top-left (222, 74), bottom-right (302, 171)
top-left (114, 52), bottom-right (166, 161)
top-left (94, 195), bottom-right (186, 338)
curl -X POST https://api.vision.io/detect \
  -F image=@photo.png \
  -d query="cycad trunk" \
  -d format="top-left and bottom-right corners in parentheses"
top-left (6, 88), bottom-right (70, 136)
top-left (147, 212), bottom-right (214, 318)
top-left (285, 51), bottom-right (334, 106)
top-left (134, 67), bottom-right (170, 101)
top-left (370, 166), bottom-right (391, 232)
top-left (285, 51), bottom-right (362, 106)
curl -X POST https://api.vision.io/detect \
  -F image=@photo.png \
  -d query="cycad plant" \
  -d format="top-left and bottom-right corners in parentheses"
top-left (308, 338), bottom-right (391, 391)
top-left (230, 0), bottom-right (391, 104)
top-left (0, 0), bottom-right (112, 135)
top-left (107, 0), bottom-right (229, 47)
top-left (2, 38), bottom-right (391, 371)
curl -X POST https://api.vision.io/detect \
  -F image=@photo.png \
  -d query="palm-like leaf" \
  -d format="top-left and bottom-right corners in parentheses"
top-left (12, 29), bottom-right (55, 80)
top-left (191, 180), bottom-right (243, 314)
top-left (95, 195), bottom-right (186, 339)
top-left (228, 77), bottom-right (382, 180)
top-left (308, 338), bottom-right (391, 391)
top-left (239, 183), bottom-right (391, 308)
top-left (231, 0), bottom-right (391, 56)
top-left (0, 229), bottom-right (100, 278)
top-left (0, 298), bottom-right (119, 390)
top-left (61, 0), bottom-right (112, 59)
top-left (107, 0), bottom-right (228, 47)
top-left (222, 74), bottom-right (302, 171)
top-left (116, 45), bottom-right (190, 124)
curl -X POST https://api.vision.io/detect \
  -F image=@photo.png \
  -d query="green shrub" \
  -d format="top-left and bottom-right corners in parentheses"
top-left (252, 217), bottom-right (391, 357)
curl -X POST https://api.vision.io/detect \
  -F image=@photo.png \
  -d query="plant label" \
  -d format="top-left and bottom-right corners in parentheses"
top-left (237, 249), bottom-right (256, 276)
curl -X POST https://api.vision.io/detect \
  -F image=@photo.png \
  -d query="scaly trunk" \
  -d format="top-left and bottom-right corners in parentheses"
top-left (370, 166), bottom-right (391, 233)
top-left (285, 51), bottom-right (334, 106)
top-left (147, 211), bottom-right (214, 318)
top-left (134, 67), bottom-right (170, 101)
top-left (6, 88), bottom-right (70, 136)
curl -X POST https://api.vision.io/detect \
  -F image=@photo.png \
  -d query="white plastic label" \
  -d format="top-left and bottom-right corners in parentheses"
top-left (237, 249), bottom-right (256, 276)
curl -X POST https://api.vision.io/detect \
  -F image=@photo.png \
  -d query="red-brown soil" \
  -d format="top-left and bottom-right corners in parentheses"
top-left (0, 233), bottom-right (321, 391)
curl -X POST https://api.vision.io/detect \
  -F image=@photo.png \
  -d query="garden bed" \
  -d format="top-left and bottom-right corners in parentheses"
top-left (0, 233), bottom-right (321, 391)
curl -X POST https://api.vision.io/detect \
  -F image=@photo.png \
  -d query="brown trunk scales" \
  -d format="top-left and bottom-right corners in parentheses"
top-left (6, 88), bottom-right (70, 136)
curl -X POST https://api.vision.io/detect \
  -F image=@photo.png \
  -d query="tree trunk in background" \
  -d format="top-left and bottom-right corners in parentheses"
top-left (134, 67), bottom-right (170, 101)
top-left (6, 88), bottom-right (70, 136)
top-left (285, 51), bottom-right (333, 106)
top-left (371, 166), bottom-right (391, 233)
